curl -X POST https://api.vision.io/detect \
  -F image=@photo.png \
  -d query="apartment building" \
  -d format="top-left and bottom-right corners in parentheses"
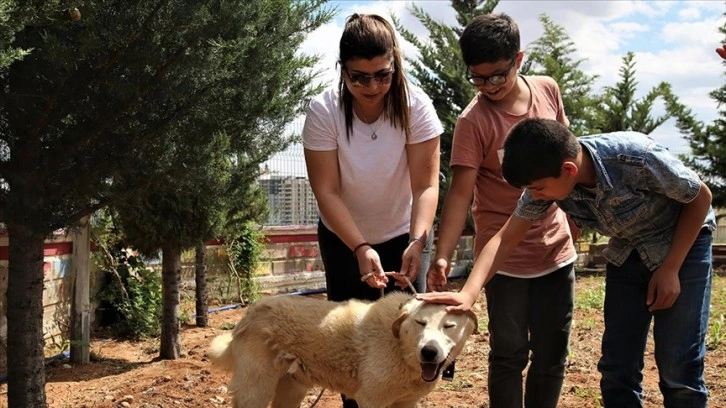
top-left (258, 175), bottom-right (319, 226)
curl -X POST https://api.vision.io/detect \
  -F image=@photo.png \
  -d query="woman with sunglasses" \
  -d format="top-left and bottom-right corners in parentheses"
top-left (303, 13), bottom-right (442, 299)
top-left (303, 15), bottom-right (441, 403)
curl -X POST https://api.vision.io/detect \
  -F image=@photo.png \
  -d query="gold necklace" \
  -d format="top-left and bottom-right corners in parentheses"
top-left (357, 109), bottom-right (382, 140)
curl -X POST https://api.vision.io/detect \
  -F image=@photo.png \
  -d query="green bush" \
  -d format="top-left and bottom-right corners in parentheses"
top-left (223, 221), bottom-right (264, 304)
top-left (96, 245), bottom-right (162, 338)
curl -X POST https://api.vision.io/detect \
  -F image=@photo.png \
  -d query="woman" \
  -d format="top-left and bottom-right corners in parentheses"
top-left (303, 14), bottom-right (442, 303)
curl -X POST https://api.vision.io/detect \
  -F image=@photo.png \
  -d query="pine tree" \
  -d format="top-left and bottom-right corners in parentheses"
top-left (0, 1), bottom-right (332, 406)
top-left (521, 14), bottom-right (599, 136)
top-left (596, 52), bottom-right (677, 134)
top-left (393, 0), bottom-right (497, 219)
top-left (665, 15), bottom-right (726, 208)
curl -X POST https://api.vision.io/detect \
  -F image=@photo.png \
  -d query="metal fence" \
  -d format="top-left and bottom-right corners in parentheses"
top-left (261, 144), bottom-right (308, 179)
top-left (259, 117), bottom-right (319, 226)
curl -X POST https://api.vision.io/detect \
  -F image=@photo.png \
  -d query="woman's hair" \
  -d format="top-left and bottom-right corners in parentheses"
top-left (338, 14), bottom-right (410, 140)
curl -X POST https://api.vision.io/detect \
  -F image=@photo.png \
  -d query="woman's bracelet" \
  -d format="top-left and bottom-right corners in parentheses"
top-left (352, 241), bottom-right (371, 254)
top-left (408, 235), bottom-right (426, 247)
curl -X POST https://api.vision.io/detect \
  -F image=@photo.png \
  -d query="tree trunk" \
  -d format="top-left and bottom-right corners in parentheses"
top-left (159, 245), bottom-right (181, 360)
top-left (6, 223), bottom-right (47, 407)
top-left (194, 242), bottom-right (208, 327)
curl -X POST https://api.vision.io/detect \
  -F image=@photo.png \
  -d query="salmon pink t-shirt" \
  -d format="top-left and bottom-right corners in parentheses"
top-left (451, 75), bottom-right (577, 277)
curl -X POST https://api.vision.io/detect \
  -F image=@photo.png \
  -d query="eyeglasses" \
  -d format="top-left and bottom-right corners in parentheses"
top-left (344, 67), bottom-right (395, 87)
top-left (466, 58), bottom-right (517, 86)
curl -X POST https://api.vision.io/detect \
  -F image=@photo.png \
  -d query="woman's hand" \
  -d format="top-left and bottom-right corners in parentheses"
top-left (393, 239), bottom-right (425, 289)
top-left (355, 245), bottom-right (387, 288)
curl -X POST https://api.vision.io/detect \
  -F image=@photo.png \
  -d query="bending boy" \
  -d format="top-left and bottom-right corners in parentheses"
top-left (421, 118), bottom-right (716, 407)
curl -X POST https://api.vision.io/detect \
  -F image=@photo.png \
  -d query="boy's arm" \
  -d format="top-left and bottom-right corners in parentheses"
top-left (647, 181), bottom-right (712, 311)
top-left (427, 165), bottom-right (477, 291)
top-left (419, 214), bottom-right (533, 311)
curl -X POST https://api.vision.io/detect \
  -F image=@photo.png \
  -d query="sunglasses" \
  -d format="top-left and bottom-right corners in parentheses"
top-left (344, 67), bottom-right (395, 88)
top-left (466, 58), bottom-right (517, 87)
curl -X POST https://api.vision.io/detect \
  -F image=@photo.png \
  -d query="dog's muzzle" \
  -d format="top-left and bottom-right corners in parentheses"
top-left (419, 343), bottom-right (447, 382)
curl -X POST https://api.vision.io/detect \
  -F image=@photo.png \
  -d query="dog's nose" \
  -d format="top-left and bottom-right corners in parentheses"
top-left (420, 343), bottom-right (440, 362)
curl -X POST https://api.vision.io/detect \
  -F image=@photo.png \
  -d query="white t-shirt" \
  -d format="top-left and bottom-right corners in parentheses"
top-left (302, 85), bottom-right (443, 244)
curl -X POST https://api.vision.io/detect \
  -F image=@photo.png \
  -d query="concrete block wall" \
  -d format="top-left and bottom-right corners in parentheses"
top-left (256, 226), bottom-right (325, 294)
top-left (253, 226), bottom-right (476, 292)
top-left (0, 233), bottom-right (82, 376)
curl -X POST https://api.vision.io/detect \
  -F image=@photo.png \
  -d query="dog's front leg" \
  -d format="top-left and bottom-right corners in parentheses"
top-left (389, 400), bottom-right (420, 408)
top-left (270, 374), bottom-right (309, 408)
top-left (355, 400), bottom-right (384, 408)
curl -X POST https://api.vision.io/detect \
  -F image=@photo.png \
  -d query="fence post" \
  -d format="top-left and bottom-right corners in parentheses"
top-left (70, 216), bottom-right (90, 365)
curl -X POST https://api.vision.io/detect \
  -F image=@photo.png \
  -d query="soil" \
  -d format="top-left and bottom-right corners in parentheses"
top-left (2, 273), bottom-right (726, 408)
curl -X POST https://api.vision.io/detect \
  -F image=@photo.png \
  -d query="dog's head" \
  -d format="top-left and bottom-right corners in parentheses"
top-left (391, 298), bottom-right (478, 382)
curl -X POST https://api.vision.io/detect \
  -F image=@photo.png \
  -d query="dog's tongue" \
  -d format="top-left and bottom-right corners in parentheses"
top-left (420, 363), bottom-right (439, 382)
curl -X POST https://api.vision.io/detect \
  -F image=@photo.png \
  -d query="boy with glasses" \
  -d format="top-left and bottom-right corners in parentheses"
top-left (427, 13), bottom-right (576, 408)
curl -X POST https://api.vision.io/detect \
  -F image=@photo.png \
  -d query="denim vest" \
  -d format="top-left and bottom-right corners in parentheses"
top-left (514, 131), bottom-right (716, 270)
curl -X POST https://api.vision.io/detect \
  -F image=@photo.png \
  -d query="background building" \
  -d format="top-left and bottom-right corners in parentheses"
top-left (258, 175), bottom-right (318, 226)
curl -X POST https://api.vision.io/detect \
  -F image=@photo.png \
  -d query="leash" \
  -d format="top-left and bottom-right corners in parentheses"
top-left (359, 271), bottom-right (418, 298)
top-left (306, 388), bottom-right (325, 408)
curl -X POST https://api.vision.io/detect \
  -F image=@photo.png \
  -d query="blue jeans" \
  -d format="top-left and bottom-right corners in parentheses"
top-left (484, 264), bottom-right (574, 408)
top-left (598, 229), bottom-right (712, 407)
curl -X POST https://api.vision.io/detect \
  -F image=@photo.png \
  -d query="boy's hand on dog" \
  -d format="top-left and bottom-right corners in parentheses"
top-left (416, 291), bottom-right (477, 313)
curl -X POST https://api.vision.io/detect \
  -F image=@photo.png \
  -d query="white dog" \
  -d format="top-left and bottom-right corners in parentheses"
top-left (208, 291), bottom-right (478, 408)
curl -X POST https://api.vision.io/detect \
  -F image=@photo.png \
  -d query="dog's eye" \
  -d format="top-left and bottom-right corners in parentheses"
top-left (443, 323), bottom-right (456, 329)
top-left (415, 319), bottom-right (426, 326)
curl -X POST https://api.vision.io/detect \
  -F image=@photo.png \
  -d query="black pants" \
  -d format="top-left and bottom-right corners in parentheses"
top-left (317, 221), bottom-right (431, 407)
top-left (317, 220), bottom-right (429, 301)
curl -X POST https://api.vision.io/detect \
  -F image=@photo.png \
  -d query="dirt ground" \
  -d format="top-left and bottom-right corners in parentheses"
top-left (2, 272), bottom-right (726, 408)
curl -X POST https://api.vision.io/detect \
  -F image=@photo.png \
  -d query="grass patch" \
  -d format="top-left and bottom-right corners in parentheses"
top-left (574, 275), bottom-right (605, 311)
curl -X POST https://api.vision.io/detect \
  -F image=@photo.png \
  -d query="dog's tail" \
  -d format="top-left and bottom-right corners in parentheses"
top-left (208, 332), bottom-right (235, 371)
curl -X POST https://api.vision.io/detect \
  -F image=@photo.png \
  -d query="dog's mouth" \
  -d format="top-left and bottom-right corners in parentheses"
top-left (420, 361), bottom-right (445, 382)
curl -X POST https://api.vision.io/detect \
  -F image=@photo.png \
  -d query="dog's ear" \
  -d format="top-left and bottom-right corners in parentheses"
top-left (392, 311), bottom-right (409, 338)
top-left (464, 310), bottom-right (479, 334)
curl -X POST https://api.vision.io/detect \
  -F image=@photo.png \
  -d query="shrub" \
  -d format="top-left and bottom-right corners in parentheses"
top-left (96, 245), bottom-right (162, 338)
top-left (222, 221), bottom-right (265, 304)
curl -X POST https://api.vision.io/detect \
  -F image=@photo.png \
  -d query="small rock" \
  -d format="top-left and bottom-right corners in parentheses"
top-left (118, 395), bottom-right (134, 403)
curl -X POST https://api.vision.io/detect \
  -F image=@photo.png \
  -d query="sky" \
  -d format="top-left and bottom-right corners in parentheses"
top-left (265, 0), bottom-right (726, 177)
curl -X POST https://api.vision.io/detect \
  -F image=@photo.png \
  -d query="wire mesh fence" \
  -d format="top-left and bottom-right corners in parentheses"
top-left (259, 117), bottom-right (319, 226)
